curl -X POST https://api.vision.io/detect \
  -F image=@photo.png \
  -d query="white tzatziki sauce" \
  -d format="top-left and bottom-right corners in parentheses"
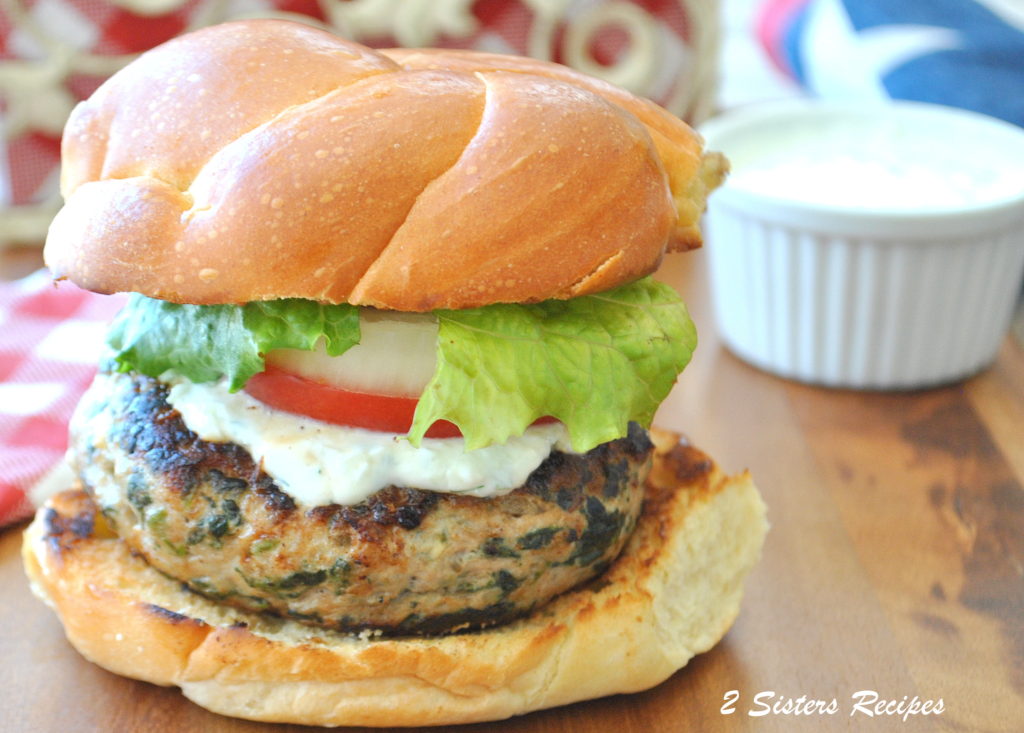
top-left (161, 373), bottom-right (574, 508)
top-left (722, 115), bottom-right (1024, 210)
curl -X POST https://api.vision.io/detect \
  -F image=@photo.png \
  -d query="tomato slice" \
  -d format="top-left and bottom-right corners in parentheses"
top-left (244, 365), bottom-right (463, 437)
top-left (245, 366), bottom-right (558, 438)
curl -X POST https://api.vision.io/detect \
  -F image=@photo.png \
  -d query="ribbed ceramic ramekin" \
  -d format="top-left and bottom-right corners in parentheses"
top-left (700, 100), bottom-right (1024, 389)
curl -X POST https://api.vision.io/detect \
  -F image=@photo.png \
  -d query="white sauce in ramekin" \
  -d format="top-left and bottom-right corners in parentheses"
top-left (716, 106), bottom-right (1024, 211)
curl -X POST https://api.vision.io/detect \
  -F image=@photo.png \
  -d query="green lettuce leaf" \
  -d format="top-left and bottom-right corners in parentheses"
top-left (107, 296), bottom-right (361, 391)
top-left (106, 278), bottom-right (695, 452)
top-left (410, 278), bottom-right (696, 452)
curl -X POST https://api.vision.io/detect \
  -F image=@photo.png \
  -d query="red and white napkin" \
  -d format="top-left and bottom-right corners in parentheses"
top-left (0, 270), bottom-right (124, 526)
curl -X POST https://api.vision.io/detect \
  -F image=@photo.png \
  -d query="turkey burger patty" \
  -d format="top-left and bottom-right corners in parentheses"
top-left (71, 370), bottom-right (653, 635)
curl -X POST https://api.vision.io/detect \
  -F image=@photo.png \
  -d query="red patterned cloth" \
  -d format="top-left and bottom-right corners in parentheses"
top-left (0, 270), bottom-right (123, 526)
top-left (1, 0), bottom-right (709, 239)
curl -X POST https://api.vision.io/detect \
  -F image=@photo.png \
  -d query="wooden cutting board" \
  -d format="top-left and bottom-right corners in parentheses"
top-left (1, 251), bottom-right (1021, 732)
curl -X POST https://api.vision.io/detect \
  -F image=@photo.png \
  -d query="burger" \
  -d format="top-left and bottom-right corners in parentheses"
top-left (22, 19), bottom-right (767, 727)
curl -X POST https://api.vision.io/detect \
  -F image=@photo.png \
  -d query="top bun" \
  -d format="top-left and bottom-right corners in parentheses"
top-left (44, 19), bottom-right (725, 311)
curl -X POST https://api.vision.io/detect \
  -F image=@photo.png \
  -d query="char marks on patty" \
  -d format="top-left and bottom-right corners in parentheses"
top-left (70, 371), bottom-right (653, 635)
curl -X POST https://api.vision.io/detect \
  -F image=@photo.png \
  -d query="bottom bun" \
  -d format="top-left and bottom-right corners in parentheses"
top-left (22, 428), bottom-right (767, 727)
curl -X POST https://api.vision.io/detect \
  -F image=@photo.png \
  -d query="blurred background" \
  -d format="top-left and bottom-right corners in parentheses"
top-left (0, 0), bottom-right (788, 276)
top-left (0, 0), bottom-right (1021, 343)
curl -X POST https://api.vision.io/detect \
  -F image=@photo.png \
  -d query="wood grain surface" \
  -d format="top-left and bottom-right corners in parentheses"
top-left (1, 250), bottom-right (1022, 732)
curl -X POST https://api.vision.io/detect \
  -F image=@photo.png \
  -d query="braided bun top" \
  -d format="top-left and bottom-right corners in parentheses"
top-left (44, 20), bottom-right (725, 310)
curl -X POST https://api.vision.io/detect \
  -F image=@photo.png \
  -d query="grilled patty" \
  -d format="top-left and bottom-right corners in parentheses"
top-left (70, 371), bottom-right (652, 635)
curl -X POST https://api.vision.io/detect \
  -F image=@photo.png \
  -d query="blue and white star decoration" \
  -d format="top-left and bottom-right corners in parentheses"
top-left (758, 0), bottom-right (1024, 127)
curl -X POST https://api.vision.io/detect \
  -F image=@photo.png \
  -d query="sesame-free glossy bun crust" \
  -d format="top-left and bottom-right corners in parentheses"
top-left (23, 429), bottom-right (766, 727)
top-left (43, 20), bottom-right (725, 310)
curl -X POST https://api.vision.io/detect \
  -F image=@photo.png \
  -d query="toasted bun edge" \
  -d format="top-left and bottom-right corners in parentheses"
top-left (22, 428), bottom-right (766, 727)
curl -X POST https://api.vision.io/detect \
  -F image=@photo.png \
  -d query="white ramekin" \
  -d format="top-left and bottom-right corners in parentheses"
top-left (700, 99), bottom-right (1024, 389)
